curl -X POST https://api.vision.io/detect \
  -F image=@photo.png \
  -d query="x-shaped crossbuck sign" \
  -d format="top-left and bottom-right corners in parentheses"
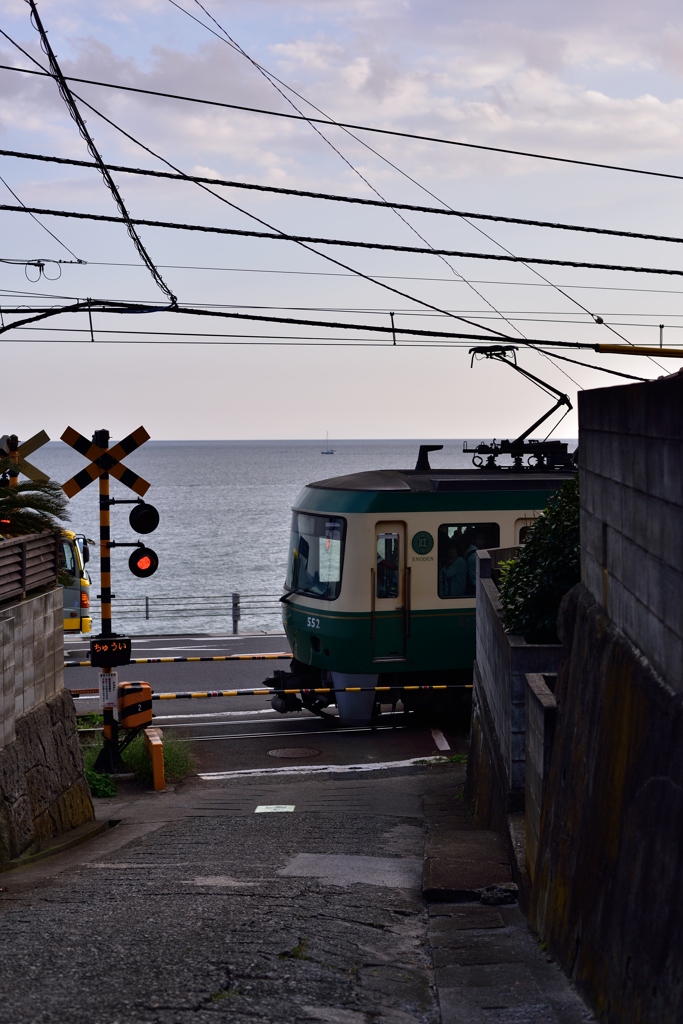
top-left (61, 426), bottom-right (151, 498)
top-left (0, 430), bottom-right (51, 483)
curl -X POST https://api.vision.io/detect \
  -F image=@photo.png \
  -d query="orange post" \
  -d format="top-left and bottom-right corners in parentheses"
top-left (144, 727), bottom-right (165, 791)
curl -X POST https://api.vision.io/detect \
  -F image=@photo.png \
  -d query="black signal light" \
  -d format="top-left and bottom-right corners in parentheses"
top-left (129, 501), bottom-right (159, 535)
top-left (129, 546), bottom-right (159, 578)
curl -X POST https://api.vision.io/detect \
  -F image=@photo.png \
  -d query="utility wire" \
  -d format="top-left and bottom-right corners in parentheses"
top-left (2, 59), bottom-right (683, 185)
top-left (0, 27), bottom-right (510, 342)
top-left (174, 2), bottom-right (583, 385)
top-left (179, 3), bottom-right (645, 371)
top-left (6, 146), bottom-right (683, 247)
top-left (9, 257), bottom-right (682, 295)
top-left (3, 202), bottom-right (683, 278)
top-left (0, 172), bottom-right (83, 260)
top-left (184, 0), bottom-right (525, 343)
top-left (22, 1), bottom-right (176, 305)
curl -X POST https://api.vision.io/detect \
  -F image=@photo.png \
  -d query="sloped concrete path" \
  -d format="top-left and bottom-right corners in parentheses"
top-left (0, 766), bottom-right (591, 1023)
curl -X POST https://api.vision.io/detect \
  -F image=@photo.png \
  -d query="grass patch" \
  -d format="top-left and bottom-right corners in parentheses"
top-left (81, 732), bottom-right (195, 794)
top-left (77, 712), bottom-right (104, 730)
top-left (415, 753), bottom-right (468, 766)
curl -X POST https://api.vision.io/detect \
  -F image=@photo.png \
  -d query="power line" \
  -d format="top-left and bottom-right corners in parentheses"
top-left (3, 201), bottom-right (683, 278)
top-left (23, 3), bottom-right (177, 305)
top-left (11, 259), bottom-right (682, 295)
top-left (4, 54), bottom-right (677, 183)
top-left (0, 28), bottom-right (511, 342)
top-left (0, 171), bottom-right (83, 261)
top-left (7, 145), bottom-right (683, 248)
top-left (169, 0), bottom-right (641, 378)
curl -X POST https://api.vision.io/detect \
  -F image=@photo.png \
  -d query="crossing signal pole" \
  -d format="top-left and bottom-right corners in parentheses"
top-left (61, 425), bottom-right (159, 773)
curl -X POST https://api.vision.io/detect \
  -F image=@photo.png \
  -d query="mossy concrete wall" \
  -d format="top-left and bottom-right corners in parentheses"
top-left (531, 584), bottom-right (683, 1023)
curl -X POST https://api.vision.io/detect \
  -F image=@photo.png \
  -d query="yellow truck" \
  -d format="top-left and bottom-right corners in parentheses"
top-left (59, 530), bottom-right (93, 633)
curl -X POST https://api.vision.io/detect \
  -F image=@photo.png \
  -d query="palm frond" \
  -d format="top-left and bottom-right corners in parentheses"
top-left (0, 479), bottom-right (70, 537)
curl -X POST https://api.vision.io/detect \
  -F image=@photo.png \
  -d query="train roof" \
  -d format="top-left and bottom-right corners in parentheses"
top-left (294, 467), bottom-right (575, 515)
top-left (307, 468), bottom-right (574, 493)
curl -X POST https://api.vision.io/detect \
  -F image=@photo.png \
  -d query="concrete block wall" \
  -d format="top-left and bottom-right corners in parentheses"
top-left (524, 673), bottom-right (557, 883)
top-left (474, 551), bottom-right (563, 796)
top-left (0, 588), bottom-right (64, 750)
top-left (579, 370), bottom-right (683, 691)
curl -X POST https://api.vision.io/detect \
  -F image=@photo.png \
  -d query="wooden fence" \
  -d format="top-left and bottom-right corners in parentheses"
top-left (0, 532), bottom-right (59, 603)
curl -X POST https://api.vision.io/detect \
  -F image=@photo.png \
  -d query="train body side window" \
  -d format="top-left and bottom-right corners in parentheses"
top-left (437, 522), bottom-right (500, 599)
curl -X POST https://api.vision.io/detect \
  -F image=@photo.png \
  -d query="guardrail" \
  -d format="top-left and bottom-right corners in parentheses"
top-left (108, 593), bottom-right (282, 634)
top-left (0, 532), bottom-right (58, 603)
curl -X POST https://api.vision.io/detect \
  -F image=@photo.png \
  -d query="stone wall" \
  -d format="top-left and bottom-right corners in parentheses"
top-left (0, 587), bottom-right (64, 750)
top-left (0, 688), bottom-right (93, 862)
top-left (579, 370), bottom-right (683, 692)
top-left (530, 584), bottom-right (683, 1024)
top-left (0, 587), bottom-right (93, 863)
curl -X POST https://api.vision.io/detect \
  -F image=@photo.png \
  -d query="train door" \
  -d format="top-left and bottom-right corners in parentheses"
top-left (372, 521), bottom-right (407, 661)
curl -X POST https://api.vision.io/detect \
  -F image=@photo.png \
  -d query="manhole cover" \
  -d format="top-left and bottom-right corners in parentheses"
top-left (267, 748), bottom-right (321, 759)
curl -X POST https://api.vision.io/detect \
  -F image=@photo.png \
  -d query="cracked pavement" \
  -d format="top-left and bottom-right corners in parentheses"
top-left (0, 767), bottom-right (450, 1024)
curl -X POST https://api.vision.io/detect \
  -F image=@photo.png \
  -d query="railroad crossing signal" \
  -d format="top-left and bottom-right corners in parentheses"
top-left (0, 430), bottom-right (50, 484)
top-left (60, 425), bottom-right (151, 498)
top-left (60, 425), bottom-right (160, 775)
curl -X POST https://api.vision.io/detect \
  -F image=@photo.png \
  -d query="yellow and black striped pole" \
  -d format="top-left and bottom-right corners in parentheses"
top-left (7, 434), bottom-right (19, 487)
top-left (93, 428), bottom-right (119, 772)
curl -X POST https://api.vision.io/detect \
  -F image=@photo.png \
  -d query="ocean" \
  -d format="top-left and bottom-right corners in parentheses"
top-left (36, 438), bottom-right (567, 636)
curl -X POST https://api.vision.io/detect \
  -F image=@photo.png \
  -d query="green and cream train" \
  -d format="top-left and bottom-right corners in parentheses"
top-left (270, 446), bottom-right (574, 725)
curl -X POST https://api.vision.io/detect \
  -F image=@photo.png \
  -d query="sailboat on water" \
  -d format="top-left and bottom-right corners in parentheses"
top-left (321, 431), bottom-right (335, 454)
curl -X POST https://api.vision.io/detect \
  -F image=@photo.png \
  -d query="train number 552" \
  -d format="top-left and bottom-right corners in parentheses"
top-left (306, 616), bottom-right (321, 629)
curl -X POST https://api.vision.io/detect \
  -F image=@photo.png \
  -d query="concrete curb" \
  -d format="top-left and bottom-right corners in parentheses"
top-left (0, 819), bottom-right (112, 873)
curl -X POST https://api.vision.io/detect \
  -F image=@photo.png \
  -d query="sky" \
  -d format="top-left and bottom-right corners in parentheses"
top-left (1, 0), bottom-right (683, 441)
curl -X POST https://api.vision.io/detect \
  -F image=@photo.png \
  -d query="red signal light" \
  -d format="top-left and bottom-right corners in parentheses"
top-left (129, 546), bottom-right (158, 578)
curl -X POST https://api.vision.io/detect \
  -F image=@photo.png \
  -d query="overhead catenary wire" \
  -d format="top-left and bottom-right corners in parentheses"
top-left (3, 202), bottom-right (683, 278)
top-left (0, 325), bottom-right (651, 380)
top-left (22, 2), bottom-right (177, 306)
top-left (0, 295), bottom-right (670, 359)
top-left (4, 59), bottom-right (683, 185)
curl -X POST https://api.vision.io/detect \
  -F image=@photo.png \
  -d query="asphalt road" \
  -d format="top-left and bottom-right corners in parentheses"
top-left (66, 633), bottom-right (466, 776)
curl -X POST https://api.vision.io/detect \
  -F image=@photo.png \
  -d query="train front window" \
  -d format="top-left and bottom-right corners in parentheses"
top-left (286, 513), bottom-right (346, 600)
top-left (437, 522), bottom-right (500, 599)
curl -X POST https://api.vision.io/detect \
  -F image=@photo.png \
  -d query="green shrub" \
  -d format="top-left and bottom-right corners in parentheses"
top-left (498, 477), bottom-right (580, 643)
top-left (81, 732), bottom-right (195, 794)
